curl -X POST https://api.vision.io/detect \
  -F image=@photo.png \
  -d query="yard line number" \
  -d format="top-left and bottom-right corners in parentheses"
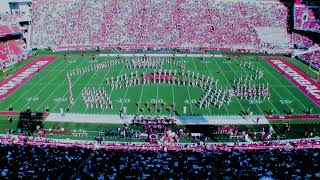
top-left (280, 100), bottom-right (293, 104)
top-left (54, 97), bottom-right (68, 102)
top-left (184, 99), bottom-right (197, 104)
top-left (26, 97), bottom-right (39, 102)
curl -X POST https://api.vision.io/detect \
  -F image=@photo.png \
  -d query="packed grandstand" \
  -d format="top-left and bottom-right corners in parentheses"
top-left (0, 0), bottom-right (320, 179)
top-left (1, 0), bottom-right (319, 68)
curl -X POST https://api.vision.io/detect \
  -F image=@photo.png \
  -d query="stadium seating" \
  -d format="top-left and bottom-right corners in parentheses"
top-left (295, 5), bottom-right (320, 32)
top-left (292, 33), bottom-right (316, 49)
top-left (0, 39), bottom-right (29, 67)
top-left (0, 136), bottom-right (319, 179)
top-left (297, 49), bottom-right (320, 67)
top-left (0, 12), bottom-right (30, 66)
top-left (292, 32), bottom-right (319, 68)
top-left (1, 1), bottom-right (320, 178)
top-left (0, 25), bottom-right (21, 37)
top-left (0, 14), bottom-right (18, 25)
top-left (0, 12), bottom-right (30, 24)
top-left (30, 0), bottom-right (290, 51)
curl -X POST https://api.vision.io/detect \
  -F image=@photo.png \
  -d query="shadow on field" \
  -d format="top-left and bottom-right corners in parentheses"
top-left (17, 112), bottom-right (45, 136)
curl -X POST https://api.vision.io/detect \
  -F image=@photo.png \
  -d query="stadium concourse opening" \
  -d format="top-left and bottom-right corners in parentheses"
top-left (0, 0), bottom-right (320, 178)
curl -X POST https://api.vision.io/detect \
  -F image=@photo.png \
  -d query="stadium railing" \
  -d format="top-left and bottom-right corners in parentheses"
top-left (1, 134), bottom-right (319, 151)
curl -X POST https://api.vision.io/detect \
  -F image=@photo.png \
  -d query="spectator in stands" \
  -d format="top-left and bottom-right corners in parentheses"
top-left (30, 0), bottom-right (292, 52)
top-left (0, 140), bottom-right (319, 179)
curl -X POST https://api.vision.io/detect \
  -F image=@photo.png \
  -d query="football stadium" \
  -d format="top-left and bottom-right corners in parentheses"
top-left (0, 0), bottom-right (320, 178)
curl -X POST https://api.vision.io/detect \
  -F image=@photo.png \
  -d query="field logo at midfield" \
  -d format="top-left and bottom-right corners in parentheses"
top-left (265, 57), bottom-right (320, 106)
top-left (0, 56), bottom-right (56, 101)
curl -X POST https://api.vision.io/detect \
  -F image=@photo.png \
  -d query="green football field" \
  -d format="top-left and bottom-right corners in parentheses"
top-left (0, 52), bottom-right (319, 117)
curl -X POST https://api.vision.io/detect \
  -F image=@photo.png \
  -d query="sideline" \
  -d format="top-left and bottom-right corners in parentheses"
top-left (45, 113), bottom-right (269, 125)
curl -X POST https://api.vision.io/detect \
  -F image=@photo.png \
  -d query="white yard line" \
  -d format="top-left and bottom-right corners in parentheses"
top-left (169, 60), bottom-right (176, 116)
top-left (190, 57), bottom-right (212, 116)
top-left (186, 91), bottom-right (194, 115)
top-left (171, 83), bottom-right (175, 103)
top-left (40, 61), bottom-right (89, 126)
top-left (155, 85), bottom-right (159, 116)
top-left (6, 60), bottom-right (64, 109)
top-left (239, 59), bottom-right (281, 115)
top-left (212, 58), bottom-right (246, 112)
top-left (238, 58), bottom-right (279, 129)
top-left (192, 57), bottom-right (213, 116)
top-left (203, 59), bottom-right (229, 115)
top-left (50, 62), bottom-right (94, 112)
top-left (22, 60), bottom-right (73, 110)
top-left (102, 60), bottom-right (127, 114)
top-left (68, 67), bottom-right (98, 111)
top-left (170, 60), bottom-right (175, 104)
top-left (136, 82), bottom-right (145, 115)
top-left (37, 79), bottom-right (68, 110)
top-left (182, 57), bottom-right (194, 115)
top-left (258, 60), bottom-right (308, 111)
top-left (119, 86), bottom-right (130, 112)
top-left (46, 60), bottom-right (124, 125)
top-left (84, 59), bottom-right (113, 113)
top-left (37, 59), bottom-right (88, 110)
top-left (5, 58), bottom-right (37, 72)
top-left (227, 60), bottom-right (265, 115)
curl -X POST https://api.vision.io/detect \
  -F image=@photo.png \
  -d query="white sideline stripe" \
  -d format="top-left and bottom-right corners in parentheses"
top-left (46, 113), bottom-right (269, 125)
top-left (100, 53), bottom-right (217, 58)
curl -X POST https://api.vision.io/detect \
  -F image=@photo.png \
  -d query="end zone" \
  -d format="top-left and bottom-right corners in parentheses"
top-left (265, 57), bottom-right (320, 106)
top-left (0, 56), bottom-right (57, 101)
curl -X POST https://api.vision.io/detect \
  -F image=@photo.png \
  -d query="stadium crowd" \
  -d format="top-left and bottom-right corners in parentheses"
top-left (0, 39), bottom-right (29, 68)
top-left (0, 0), bottom-right (317, 69)
top-left (292, 32), bottom-right (317, 49)
top-left (0, 12), bottom-right (30, 68)
top-left (292, 32), bottom-right (320, 68)
top-left (295, 5), bottom-right (320, 33)
top-left (297, 49), bottom-right (320, 68)
top-left (30, 0), bottom-right (289, 51)
top-left (0, 136), bottom-right (319, 179)
top-left (0, 1), bottom-right (319, 178)
top-left (0, 13), bottom-right (24, 25)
